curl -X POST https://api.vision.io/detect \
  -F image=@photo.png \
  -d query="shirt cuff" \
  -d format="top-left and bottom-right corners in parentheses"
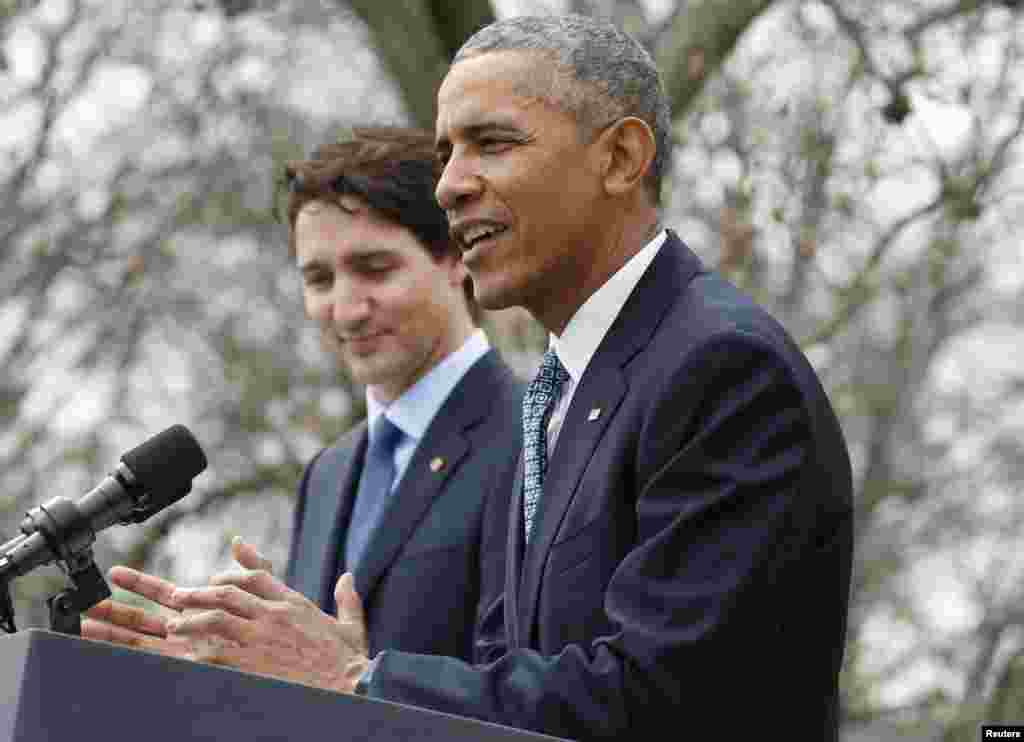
top-left (354, 653), bottom-right (380, 696)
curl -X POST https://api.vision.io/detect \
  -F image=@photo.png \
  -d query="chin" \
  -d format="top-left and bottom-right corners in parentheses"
top-left (346, 358), bottom-right (387, 386)
top-left (470, 276), bottom-right (525, 313)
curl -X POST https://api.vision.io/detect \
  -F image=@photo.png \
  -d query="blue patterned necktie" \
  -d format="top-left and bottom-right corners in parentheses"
top-left (522, 348), bottom-right (570, 543)
top-left (345, 415), bottom-right (404, 571)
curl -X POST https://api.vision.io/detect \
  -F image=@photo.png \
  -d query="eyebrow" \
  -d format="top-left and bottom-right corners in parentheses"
top-left (347, 250), bottom-right (398, 264)
top-left (298, 248), bottom-right (398, 273)
top-left (436, 120), bottom-right (526, 151)
top-left (298, 258), bottom-right (328, 275)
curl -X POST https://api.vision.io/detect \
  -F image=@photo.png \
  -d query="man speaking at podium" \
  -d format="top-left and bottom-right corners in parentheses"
top-left (82, 126), bottom-right (522, 668)
top-left (88, 15), bottom-right (853, 742)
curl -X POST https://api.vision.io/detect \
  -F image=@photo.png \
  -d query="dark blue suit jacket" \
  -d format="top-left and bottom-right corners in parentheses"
top-left (285, 350), bottom-right (523, 663)
top-left (363, 233), bottom-right (854, 740)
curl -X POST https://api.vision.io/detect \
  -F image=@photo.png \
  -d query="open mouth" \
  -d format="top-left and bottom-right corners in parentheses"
top-left (462, 224), bottom-right (508, 255)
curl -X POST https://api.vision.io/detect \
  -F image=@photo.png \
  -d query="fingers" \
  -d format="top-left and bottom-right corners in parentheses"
top-left (204, 567), bottom-right (293, 602)
top-left (86, 598), bottom-right (168, 637)
top-left (107, 566), bottom-right (180, 611)
top-left (231, 537), bottom-right (274, 573)
top-left (171, 582), bottom-right (270, 621)
top-left (334, 573), bottom-right (364, 623)
top-left (82, 617), bottom-right (163, 651)
top-left (168, 549), bottom-right (306, 648)
top-left (182, 638), bottom-right (246, 666)
top-left (207, 538), bottom-right (286, 602)
top-left (81, 613), bottom-right (192, 660)
top-left (334, 572), bottom-right (368, 654)
top-left (166, 605), bottom-right (252, 645)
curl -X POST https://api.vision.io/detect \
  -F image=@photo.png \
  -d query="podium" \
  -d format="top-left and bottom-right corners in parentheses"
top-left (0, 629), bottom-right (567, 741)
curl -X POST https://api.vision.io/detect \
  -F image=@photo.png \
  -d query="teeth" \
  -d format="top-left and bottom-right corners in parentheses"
top-left (463, 224), bottom-right (503, 244)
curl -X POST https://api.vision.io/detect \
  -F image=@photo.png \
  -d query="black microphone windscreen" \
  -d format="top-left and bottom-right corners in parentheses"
top-left (121, 425), bottom-right (208, 493)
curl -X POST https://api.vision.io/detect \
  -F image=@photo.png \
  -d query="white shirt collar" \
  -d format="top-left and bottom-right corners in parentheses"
top-left (550, 230), bottom-right (666, 383)
top-left (366, 329), bottom-right (490, 440)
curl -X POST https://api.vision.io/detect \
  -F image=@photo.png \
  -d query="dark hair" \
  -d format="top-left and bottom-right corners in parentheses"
top-left (455, 15), bottom-right (671, 205)
top-left (285, 127), bottom-right (450, 256)
top-left (284, 126), bottom-right (476, 316)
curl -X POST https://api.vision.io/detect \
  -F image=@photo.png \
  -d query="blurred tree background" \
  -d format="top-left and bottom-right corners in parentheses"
top-left (1, 0), bottom-right (1022, 738)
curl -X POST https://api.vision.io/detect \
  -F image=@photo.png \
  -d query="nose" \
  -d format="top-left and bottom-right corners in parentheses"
top-left (331, 285), bottom-right (372, 330)
top-left (309, 277), bottom-right (372, 331)
top-left (435, 151), bottom-right (482, 212)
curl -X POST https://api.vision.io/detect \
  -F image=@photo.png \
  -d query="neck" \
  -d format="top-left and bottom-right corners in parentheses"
top-left (369, 313), bottom-right (478, 405)
top-left (535, 209), bottom-right (661, 336)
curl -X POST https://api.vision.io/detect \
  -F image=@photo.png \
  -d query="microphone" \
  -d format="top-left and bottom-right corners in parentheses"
top-left (0, 424), bottom-right (207, 582)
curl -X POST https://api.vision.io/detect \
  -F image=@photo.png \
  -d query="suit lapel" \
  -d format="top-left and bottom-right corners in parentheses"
top-left (505, 451), bottom-right (526, 648)
top-left (352, 352), bottom-right (500, 603)
top-left (353, 430), bottom-right (470, 601)
top-left (517, 366), bottom-right (627, 639)
top-left (296, 424), bottom-right (365, 612)
top-left (517, 233), bottom-right (704, 640)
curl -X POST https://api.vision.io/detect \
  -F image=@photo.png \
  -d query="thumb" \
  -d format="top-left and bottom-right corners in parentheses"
top-left (231, 536), bottom-right (274, 573)
top-left (334, 572), bottom-right (366, 626)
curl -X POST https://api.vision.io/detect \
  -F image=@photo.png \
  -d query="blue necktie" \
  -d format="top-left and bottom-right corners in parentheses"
top-left (522, 348), bottom-right (570, 542)
top-left (345, 415), bottom-right (404, 571)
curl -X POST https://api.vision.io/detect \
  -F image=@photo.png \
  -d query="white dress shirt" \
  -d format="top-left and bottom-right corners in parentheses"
top-left (365, 329), bottom-right (490, 489)
top-left (357, 237), bottom-right (666, 691)
top-left (545, 230), bottom-right (666, 453)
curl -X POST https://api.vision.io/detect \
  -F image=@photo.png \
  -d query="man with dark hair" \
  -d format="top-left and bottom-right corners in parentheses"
top-left (82, 126), bottom-right (522, 669)
top-left (127, 15), bottom-right (852, 742)
top-left (284, 127), bottom-right (479, 322)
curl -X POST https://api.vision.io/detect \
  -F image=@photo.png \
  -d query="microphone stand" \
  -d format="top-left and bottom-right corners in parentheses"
top-left (0, 580), bottom-right (14, 635)
top-left (0, 495), bottom-right (112, 636)
top-left (46, 547), bottom-right (110, 636)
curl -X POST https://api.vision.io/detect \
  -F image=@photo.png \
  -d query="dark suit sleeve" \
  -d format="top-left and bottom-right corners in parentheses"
top-left (283, 448), bottom-right (324, 588)
top-left (364, 333), bottom-right (851, 740)
top-left (472, 399), bottom-right (522, 665)
top-left (471, 371), bottom-right (523, 666)
top-left (472, 458), bottom-right (515, 665)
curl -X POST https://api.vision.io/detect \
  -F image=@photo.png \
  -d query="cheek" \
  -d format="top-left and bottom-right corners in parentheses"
top-left (390, 283), bottom-right (445, 337)
top-left (304, 293), bottom-right (331, 323)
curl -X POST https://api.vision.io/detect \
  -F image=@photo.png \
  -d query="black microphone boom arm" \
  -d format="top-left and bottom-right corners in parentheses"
top-left (0, 425), bottom-right (207, 635)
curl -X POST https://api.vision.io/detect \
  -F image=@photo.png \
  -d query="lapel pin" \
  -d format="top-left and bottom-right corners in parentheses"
top-left (588, 407), bottom-right (602, 421)
top-left (430, 456), bottom-right (446, 472)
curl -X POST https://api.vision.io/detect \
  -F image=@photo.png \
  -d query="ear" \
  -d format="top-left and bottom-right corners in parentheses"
top-left (598, 117), bottom-right (656, 198)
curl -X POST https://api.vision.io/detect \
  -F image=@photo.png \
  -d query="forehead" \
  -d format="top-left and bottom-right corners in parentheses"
top-left (295, 198), bottom-right (366, 241)
top-left (436, 51), bottom-right (559, 138)
top-left (294, 201), bottom-right (411, 260)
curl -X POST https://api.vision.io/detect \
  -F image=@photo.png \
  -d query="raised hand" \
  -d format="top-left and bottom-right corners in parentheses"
top-left (81, 567), bottom-right (195, 659)
top-left (165, 537), bottom-right (371, 693)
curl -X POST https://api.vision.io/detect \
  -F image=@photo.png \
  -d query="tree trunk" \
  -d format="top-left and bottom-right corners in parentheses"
top-left (656, 0), bottom-right (775, 118)
top-left (348, 0), bottom-right (778, 127)
top-left (345, 0), bottom-right (496, 128)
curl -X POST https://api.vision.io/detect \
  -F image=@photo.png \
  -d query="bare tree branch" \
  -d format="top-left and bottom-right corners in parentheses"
top-left (656, 0), bottom-right (774, 119)
top-left (343, 0), bottom-right (496, 128)
top-left (800, 198), bottom-right (946, 348)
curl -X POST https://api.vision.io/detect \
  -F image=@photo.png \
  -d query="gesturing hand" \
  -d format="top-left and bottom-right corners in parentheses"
top-left (165, 537), bottom-right (371, 694)
top-left (81, 567), bottom-right (196, 659)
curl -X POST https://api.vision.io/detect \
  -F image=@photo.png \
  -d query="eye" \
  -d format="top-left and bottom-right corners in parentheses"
top-left (479, 137), bottom-right (515, 153)
top-left (302, 271), bottom-right (332, 290)
top-left (358, 258), bottom-right (396, 277)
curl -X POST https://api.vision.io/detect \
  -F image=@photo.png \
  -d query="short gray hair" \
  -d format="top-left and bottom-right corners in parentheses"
top-left (454, 14), bottom-right (671, 204)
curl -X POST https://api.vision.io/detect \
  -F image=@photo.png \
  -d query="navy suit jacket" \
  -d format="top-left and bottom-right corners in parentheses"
top-left (285, 350), bottom-right (523, 663)
top-left (363, 233), bottom-right (854, 741)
